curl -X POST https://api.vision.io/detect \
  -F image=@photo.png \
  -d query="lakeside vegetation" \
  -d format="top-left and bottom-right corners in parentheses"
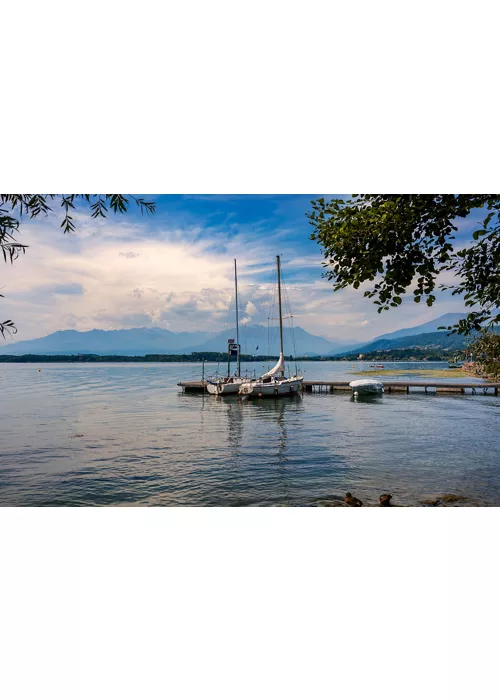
top-left (353, 368), bottom-right (470, 379)
top-left (465, 331), bottom-right (500, 379)
top-left (334, 348), bottom-right (457, 362)
top-left (0, 352), bottom-right (284, 363)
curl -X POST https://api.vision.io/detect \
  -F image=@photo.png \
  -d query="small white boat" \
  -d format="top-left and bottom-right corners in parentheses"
top-left (349, 379), bottom-right (384, 396)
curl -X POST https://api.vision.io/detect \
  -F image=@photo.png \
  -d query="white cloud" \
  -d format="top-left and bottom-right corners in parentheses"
top-left (245, 301), bottom-right (257, 316)
top-left (0, 213), bottom-right (469, 344)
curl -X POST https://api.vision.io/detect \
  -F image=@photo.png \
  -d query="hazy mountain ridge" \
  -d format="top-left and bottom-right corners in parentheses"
top-left (184, 325), bottom-right (357, 356)
top-left (0, 327), bottom-right (213, 356)
top-left (371, 313), bottom-right (468, 341)
top-left (339, 314), bottom-right (499, 357)
top-left (1, 313), bottom-right (491, 357)
top-left (337, 331), bottom-right (472, 357)
top-left (0, 324), bottom-right (351, 357)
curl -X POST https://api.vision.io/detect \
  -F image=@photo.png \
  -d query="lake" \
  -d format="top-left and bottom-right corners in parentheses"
top-left (1, 361), bottom-right (499, 506)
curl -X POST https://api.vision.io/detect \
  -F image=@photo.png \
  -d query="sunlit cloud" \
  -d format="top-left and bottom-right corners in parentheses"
top-left (0, 195), bottom-right (473, 345)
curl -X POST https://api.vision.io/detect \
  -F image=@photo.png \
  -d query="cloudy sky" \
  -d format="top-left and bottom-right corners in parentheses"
top-left (1, 194), bottom-right (482, 344)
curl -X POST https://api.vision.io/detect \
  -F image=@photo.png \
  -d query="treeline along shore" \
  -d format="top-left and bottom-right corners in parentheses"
top-left (0, 352), bottom-right (281, 363)
top-left (0, 348), bottom-right (458, 363)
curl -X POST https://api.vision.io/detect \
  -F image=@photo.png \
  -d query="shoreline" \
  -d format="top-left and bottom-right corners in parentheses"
top-left (0, 355), bottom-right (459, 364)
top-left (311, 494), bottom-right (475, 507)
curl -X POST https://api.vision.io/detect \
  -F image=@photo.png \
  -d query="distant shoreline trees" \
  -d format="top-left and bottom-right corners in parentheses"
top-left (0, 350), bottom-right (457, 363)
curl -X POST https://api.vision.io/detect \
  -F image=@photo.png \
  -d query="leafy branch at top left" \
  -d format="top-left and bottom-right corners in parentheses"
top-left (0, 194), bottom-right (156, 338)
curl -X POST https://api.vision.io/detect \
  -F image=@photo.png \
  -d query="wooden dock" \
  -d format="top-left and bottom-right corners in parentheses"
top-left (178, 380), bottom-right (500, 395)
top-left (178, 380), bottom-right (209, 392)
top-left (302, 380), bottom-right (499, 395)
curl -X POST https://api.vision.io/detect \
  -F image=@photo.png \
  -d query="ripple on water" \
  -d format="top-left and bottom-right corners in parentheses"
top-left (0, 362), bottom-right (499, 506)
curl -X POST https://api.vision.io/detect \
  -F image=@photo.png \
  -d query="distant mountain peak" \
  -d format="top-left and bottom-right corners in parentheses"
top-left (372, 313), bottom-right (468, 342)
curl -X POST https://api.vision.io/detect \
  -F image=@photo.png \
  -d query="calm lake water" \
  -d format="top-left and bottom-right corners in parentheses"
top-left (1, 361), bottom-right (499, 506)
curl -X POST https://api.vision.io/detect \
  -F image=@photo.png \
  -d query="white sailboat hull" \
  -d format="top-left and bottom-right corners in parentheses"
top-left (206, 378), bottom-right (247, 395)
top-left (239, 376), bottom-right (303, 398)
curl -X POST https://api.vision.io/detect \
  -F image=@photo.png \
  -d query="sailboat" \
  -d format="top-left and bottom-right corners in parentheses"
top-left (206, 259), bottom-right (248, 395)
top-left (238, 256), bottom-right (303, 398)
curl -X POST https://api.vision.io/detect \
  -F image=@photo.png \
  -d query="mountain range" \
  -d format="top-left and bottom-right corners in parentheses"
top-left (0, 324), bottom-right (356, 357)
top-left (371, 313), bottom-right (468, 341)
top-left (338, 330), bottom-right (471, 357)
top-left (0, 313), bottom-right (478, 357)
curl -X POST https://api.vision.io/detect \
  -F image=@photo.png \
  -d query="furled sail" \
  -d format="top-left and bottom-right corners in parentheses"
top-left (261, 352), bottom-right (285, 379)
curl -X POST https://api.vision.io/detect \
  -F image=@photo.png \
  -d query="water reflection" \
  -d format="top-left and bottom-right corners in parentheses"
top-left (351, 393), bottom-right (384, 404)
top-left (224, 397), bottom-right (246, 505)
top-left (248, 396), bottom-right (304, 504)
top-left (210, 395), bottom-right (304, 505)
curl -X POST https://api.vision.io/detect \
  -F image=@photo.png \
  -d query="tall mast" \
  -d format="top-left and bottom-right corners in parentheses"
top-left (277, 255), bottom-right (284, 376)
top-left (234, 258), bottom-right (240, 376)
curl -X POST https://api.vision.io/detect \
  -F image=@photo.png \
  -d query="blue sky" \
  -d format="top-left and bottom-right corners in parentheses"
top-left (2, 194), bottom-right (481, 344)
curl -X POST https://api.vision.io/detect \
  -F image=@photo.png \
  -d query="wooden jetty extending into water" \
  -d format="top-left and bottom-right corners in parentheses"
top-left (178, 379), bottom-right (500, 395)
top-left (302, 380), bottom-right (499, 395)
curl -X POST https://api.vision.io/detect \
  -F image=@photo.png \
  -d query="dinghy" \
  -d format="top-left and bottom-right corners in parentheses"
top-left (349, 379), bottom-right (384, 396)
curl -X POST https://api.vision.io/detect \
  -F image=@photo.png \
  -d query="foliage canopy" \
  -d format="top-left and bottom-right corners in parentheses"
top-left (308, 194), bottom-right (500, 335)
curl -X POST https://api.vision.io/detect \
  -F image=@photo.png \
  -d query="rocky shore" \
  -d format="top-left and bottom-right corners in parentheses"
top-left (309, 493), bottom-right (474, 507)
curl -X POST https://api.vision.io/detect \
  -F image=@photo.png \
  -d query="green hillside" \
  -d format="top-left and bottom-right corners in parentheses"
top-left (333, 330), bottom-right (476, 361)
